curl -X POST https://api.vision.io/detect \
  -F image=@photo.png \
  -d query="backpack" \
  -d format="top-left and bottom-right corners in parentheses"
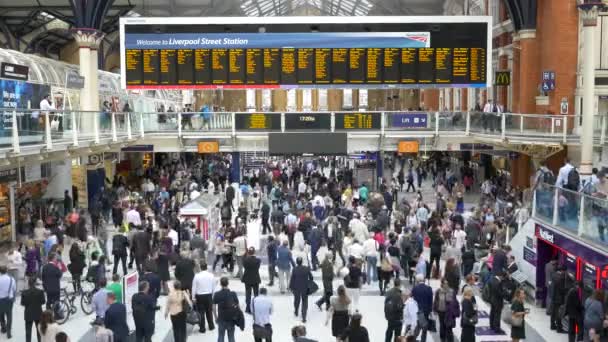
top-left (384, 291), bottom-right (404, 321)
top-left (566, 168), bottom-right (580, 191)
top-left (542, 170), bottom-right (556, 185)
top-left (399, 235), bottom-right (412, 258)
top-left (85, 264), bottom-right (100, 283)
top-left (221, 291), bottom-right (240, 321)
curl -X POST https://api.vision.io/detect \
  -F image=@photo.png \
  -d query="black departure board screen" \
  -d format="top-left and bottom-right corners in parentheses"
top-left (383, 48), bottom-right (400, 83)
top-left (281, 48), bottom-right (297, 84)
top-left (211, 49), bottom-right (228, 84)
top-left (269, 133), bottom-right (347, 155)
top-left (177, 49), bottom-right (194, 84)
top-left (366, 48), bottom-right (382, 84)
top-left (235, 113), bottom-right (281, 131)
top-left (142, 49), bottom-right (159, 85)
top-left (194, 49), bottom-right (211, 84)
top-left (400, 48), bottom-right (417, 84)
top-left (435, 48), bottom-right (452, 84)
top-left (123, 18), bottom-right (490, 89)
top-left (229, 49), bottom-right (246, 85)
top-left (125, 49), bottom-right (142, 85)
top-left (246, 49), bottom-right (263, 84)
top-left (160, 50), bottom-right (177, 85)
top-left (315, 48), bottom-right (331, 84)
top-left (285, 113), bottom-right (331, 130)
top-left (263, 48), bottom-right (280, 84)
top-left (297, 48), bottom-right (314, 84)
top-left (335, 112), bottom-right (381, 130)
top-left (332, 49), bottom-right (348, 84)
top-left (349, 48), bottom-right (366, 84)
top-left (418, 48), bottom-right (435, 84)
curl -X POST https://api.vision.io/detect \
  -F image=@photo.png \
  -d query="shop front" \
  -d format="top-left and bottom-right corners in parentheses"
top-left (535, 223), bottom-right (608, 305)
top-left (0, 169), bottom-right (18, 243)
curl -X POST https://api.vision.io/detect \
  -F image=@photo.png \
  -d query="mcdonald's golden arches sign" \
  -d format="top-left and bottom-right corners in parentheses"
top-left (495, 71), bottom-right (511, 86)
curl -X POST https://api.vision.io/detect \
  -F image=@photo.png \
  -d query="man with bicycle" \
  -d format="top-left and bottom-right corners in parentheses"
top-left (41, 252), bottom-right (62, 317)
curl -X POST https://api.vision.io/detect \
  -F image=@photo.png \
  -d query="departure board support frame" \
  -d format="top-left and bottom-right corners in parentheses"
top-left (120, 16), bottom-right (492, 89)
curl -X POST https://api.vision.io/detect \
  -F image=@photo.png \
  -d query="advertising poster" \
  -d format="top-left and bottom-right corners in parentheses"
top-left (123, 272), bottom-right (139, 309)
top-left (0, 79), bottom-right (50, 135)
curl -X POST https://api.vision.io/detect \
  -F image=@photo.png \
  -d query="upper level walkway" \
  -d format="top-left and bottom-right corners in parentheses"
top-left (0, 109), bottom-right (606, 159)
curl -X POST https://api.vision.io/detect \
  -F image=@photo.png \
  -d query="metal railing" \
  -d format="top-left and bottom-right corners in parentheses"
top-left (533, 182), bottom-right (608, 251)
top-left (0, 108), bottom-right (606, 154)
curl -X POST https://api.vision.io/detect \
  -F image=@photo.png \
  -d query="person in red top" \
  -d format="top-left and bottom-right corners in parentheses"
top-left (373, 231), bottom-right (385, 246)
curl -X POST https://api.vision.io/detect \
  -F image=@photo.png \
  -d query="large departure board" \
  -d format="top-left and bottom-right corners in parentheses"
top-left (335, 112), bottom-right (381, 130)
top-left (122, 17), bottom-right (491, 89)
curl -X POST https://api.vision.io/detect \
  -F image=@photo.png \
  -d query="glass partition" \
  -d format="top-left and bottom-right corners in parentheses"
top-left (534, 183), bottom-right (608, 250)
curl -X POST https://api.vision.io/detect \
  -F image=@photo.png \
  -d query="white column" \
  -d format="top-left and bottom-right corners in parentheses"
top-left (72, 29), bottom-right (104, 143)
top-left (89, 47), bottom-right (100, 143)
top-left (77, 44), bottom-right (92, 111)
top-left (579, 3), bottom-right (604, 176)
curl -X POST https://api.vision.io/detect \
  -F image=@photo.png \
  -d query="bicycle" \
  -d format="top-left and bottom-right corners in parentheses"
top-left (80, 286), bottom-right (95, 315)
top-left (54, 288), bottom-right (77, 325)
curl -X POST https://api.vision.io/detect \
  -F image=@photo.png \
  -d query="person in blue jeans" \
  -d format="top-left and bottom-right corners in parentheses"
top-left (363, 236), bottom-right (378, 284)
top-left (213, 277), bottom-right (239, 342)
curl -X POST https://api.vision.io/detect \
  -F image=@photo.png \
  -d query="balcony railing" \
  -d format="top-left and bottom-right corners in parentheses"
top-left (0, 108), bottom-right (606, 155)
top-left (533, 183), bottom-right (608, 251)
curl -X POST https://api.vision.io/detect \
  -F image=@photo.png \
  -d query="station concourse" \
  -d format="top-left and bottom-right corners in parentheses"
top-left (0, 1), bottom-right (607, 342)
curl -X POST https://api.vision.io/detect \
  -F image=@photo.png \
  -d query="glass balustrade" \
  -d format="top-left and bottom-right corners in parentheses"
top-left (534, 183), bottom-right (608, 250)
top-left (1, 109), bottom-right (606, 154)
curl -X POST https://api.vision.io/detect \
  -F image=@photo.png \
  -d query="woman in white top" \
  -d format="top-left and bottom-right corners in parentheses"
top-left (33, 220), bottom-right (47, 243)
top-left (406, 210), bottom-right (419, 228)
top-left (39, 310), bottom-right (62, 342)
top-left (402, 289), bottom-right (419, 337)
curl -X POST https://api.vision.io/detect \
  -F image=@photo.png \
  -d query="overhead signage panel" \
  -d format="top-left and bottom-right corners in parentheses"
top-left (284, 113), bottom-right (331, 130)
top-left (0, 62), bottom-right (28, 81)
top-left (235, 113), bottom-right (281, 131)
top-left (334, 112), bottom-right (381, 130)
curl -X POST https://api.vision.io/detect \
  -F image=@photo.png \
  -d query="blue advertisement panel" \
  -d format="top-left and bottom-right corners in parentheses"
top-left (0, 79), bottom-right (50, 137)
top-left (391, 112), bottom-right (428, 128)
top-left (125, 32), bottom-right (431, 49)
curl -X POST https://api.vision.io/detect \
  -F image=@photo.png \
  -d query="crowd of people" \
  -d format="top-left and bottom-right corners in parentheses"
top-left (0, 152), bottom-right (605, 342)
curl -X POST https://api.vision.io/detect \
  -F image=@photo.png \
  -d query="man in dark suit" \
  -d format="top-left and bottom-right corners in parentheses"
top-left (290, 257), bottom-right (313, 323)
top-left (132, 228), bottom-right (151, 274)
top-left (112, 232), bottom-right (129, 276)
top-left (308, 225), bottom-right (323, 271)
top-left (21, 277), bottom-right (45, 342)
top-left (489, 271), bottom-right (505, 333)
top-left (266, 236), bottom-right (278, 287)
top-left (131, 281), bottom-right (157, 342)
top-left (491, 246), bottom-right (507, 276)
top-left (174, 252), bottom-right (195, 294)
top-left (41, 253), bottom-right (62, 312)
top-left (140, 261), bottom-right (160, 305)
top-left (551, 266), bottom-right (567, 333)
top-left (241, 247), bottom-right (261, 314)
top-left (104, 292), bottom-right (129, 342)
top-left (565, 280), bottom-right (584, 342)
